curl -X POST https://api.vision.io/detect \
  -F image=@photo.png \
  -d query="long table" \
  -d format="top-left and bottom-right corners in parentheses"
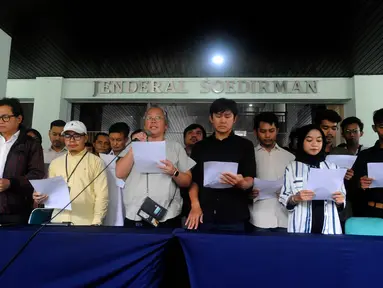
top-left (0, 226), bottom-right (174, 287)
top-left (175, 229), bottom-right (383, 288)
top-left (2, 226), bottom-right (383, 288)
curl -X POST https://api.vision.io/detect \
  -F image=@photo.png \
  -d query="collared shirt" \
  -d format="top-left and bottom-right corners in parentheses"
top-left (249, 144), bottom-right (295, 228)
top-left (123, 140), bottom-right (196, 222)
top-left (49, 149), bottom-right (109, 225)
top-left (191, 133), bottom-right (256, 224)
top-left (330, 144), bottom-right (367, 156)
top-left (279, 161), bottom-right (346, 234)
top-left (43, 147), bottom-right (67, 164)
top-left (0, 130), bottom-right (20, 178)
top-left (109, 145), bottom-right (129, 157)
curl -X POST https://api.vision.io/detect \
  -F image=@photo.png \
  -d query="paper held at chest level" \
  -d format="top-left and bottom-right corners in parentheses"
top-left (132, 141), bottom-right (166, 173)
top-left (253, 178), bottom-right (284, 200)
top-left (368, 163), bottom-right (383, 188)
top-left (305, 168), bottom-right (347, 200)
top-left (325, 155), bottom-right (357, 169)
top-left (30, 176), bottom-right (72, 210)
top-left (203, 161), bottom-right (239, 189)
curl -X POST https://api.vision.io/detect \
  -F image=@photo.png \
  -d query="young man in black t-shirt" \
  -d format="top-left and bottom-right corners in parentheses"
top-left (185, 98), bottom-right (256, 232)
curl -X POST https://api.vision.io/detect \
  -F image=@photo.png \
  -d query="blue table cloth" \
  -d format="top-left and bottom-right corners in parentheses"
top-left (175, 229), bottom-right (383, 288)
top-left (0, 226), bottom-right (173, 287)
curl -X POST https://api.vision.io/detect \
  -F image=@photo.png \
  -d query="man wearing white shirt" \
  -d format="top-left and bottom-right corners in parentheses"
top-left (249, 112), bottom-right (295, 232)
top-left (43, 120), bottom-right (67, 165)
top-left (103, 122), bottom-right (130, 226)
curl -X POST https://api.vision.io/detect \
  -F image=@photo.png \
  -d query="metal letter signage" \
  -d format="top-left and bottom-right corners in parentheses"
top-left (199, 80), bottom-right (317, 94)
top-left (96, 80), bottom-right (188, 94)
top-left (94, 80), bottom-right (318, 95)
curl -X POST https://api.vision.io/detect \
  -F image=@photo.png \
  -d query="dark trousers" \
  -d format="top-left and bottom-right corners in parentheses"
top-left (124, 216), bottom-right (182, 229)
top-left (365, 206), bottom-right (383, 218)
top-left (252, 226), bottom-right (287, 233)
top-left (198, 222), bottom-right (247, 233)
top-left (0, 214), bottom-right (29, 226)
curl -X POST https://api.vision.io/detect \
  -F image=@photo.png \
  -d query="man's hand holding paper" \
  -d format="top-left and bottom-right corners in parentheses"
top-left (253, 178), bottom-right (284, 201)
top-left (367, 163), bottom-right (383, 188)
top-left (203, 161), bottom-right (239, 189)
top-left (132, 141), bottom-right (167, 173)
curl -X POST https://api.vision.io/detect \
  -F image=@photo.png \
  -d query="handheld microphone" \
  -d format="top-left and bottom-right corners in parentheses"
top-left (0, 142), bottom-right (132, 277)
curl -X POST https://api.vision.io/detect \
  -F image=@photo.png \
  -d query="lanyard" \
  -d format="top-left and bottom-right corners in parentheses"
top-left (65, 152), bottom-right (88, 184)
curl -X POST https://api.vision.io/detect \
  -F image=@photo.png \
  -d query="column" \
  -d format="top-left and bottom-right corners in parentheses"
top-left (0, 29), bottom-right (11, 98)
top-left (352, 75), bottom-right (383, 146)
top-left (32, 77), bottom-right (71, 149)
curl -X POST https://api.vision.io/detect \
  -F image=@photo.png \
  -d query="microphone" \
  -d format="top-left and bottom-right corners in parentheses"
top-left (0, 143), bottom-right (130, 277)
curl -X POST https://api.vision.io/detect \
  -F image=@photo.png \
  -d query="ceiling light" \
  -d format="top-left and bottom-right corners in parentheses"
top-left (212, 55), bottom-right (224, 65)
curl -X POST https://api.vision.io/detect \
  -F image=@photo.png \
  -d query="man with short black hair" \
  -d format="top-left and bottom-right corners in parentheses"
top-left (0, 97), bottom-right (45, 224)
top-left (93, 132), bottom-right (110, 156)
top-left (186, 98), bottom-right (256, 232)
top-left (183, 124), bottom-right (206, 156)
top-left (108, 122), bottom-right (130, 156)
top-left (249, 112), bottom-right (295, 232)
top-left (332, 116), bottom-right (367, 155)
top-left (181, 123), bottom-right (206, 218)
top-left (44, 120), bottom-right (66, 164)
top-left (314, 109), bottom-right (342, 154)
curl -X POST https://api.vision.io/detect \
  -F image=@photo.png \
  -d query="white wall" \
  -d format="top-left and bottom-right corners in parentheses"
top-left (0, 29), bottom-right (11, 99)
top-left (353, 75), bottom-right (383, 147)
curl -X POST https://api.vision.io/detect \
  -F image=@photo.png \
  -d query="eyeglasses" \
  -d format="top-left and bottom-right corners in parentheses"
top-left (144, 116), bottom-right (164, 122)
top-left (64, 134), bottom-right (84, 141)
top-left (0, 114), bottom-right (16, 122)
top-left (344, 129), bottom-right (360, 135)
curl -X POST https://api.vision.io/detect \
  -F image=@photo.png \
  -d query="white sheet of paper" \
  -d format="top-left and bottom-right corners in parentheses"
top-left (29, 176), bottom-right (71, 210)
top-left (305, 168), bottom-right (347, 200)
top-left (203, 161), bottom-right (239, 189)
top-left (326, 155), bottom-right (357, 169)
top-left (99, 153), bottom-right (126, 188)
top-left (132, 141), bottom-right (166, 173)
top-left (368, 163), bottom-right (383, 188)
top-left (254, 178), bottom-right (284, 200)
top-left (99, 153), bottom-right (117, 169)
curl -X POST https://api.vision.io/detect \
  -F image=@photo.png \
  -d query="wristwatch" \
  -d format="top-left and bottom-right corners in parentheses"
top-left (173, 169), bottom-right (180, 177)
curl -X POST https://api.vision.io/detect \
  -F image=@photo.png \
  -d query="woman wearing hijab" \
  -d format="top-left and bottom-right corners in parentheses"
top-left (279, 124), bottom-right (346, 234)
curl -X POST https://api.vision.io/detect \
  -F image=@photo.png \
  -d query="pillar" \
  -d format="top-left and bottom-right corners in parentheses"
top-left (352, 75), bottom-right (383, 147)
top-left (32, 77), bottom-right (71, 149)
top-left (0, 29), bottom-right (11, 99)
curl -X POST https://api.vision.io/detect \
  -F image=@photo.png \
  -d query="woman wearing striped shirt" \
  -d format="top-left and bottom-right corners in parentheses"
top-left (279, 124), bottom-right (346, 235)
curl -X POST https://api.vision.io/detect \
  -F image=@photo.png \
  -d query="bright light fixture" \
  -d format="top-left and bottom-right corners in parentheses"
top-left (249, 104), bottom-right (253, 107)
top-left (212, 55), bottom-right (224, 65)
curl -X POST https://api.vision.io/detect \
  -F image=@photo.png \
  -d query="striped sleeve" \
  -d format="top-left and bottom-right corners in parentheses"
top-left (279, 162), bottom-right (295, 211)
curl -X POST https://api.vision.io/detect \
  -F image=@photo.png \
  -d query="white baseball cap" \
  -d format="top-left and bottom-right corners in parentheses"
top-left (61, 121), bottom-right (87, 135)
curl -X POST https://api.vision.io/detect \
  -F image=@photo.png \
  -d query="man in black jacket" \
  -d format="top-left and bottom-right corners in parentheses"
top-left (0, 98), bottom-right (45, 224)
top-left (351, 108), bottom-right (383, 218)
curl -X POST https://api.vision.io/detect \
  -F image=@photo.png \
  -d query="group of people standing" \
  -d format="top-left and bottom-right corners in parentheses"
top-left (0, 96), bottom-right (382, 236)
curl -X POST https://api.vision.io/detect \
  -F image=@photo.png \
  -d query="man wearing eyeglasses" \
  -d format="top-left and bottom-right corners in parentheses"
top-left (331, 117), bottom-right (367, 156)
top-left (0, 98), bottom-right (45, 225)
top-left (116, 105), bottom-right (195, 228)
top-left (330, 116), bottom-right (368, 224)
top-left (33, 121), bottom-right (108, 225)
